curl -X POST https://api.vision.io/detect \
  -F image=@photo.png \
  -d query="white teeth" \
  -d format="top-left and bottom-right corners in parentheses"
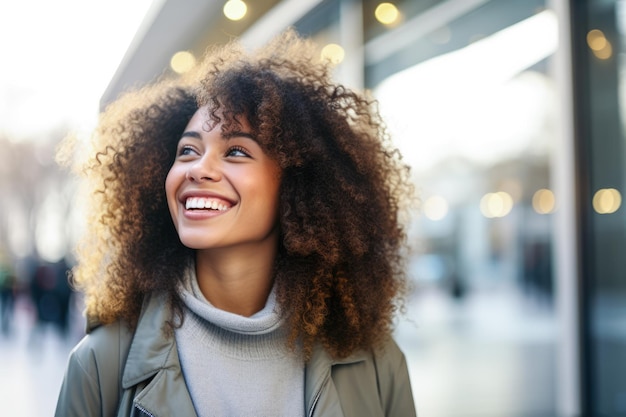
top-left (185, 197), bottom-right (229, 211)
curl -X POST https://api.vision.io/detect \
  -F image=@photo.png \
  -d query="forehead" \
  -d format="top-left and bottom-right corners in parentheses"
top-left (185, 106), bottom-right (252, 133)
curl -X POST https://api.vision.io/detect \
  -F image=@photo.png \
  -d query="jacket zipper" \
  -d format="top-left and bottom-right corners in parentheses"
top-left (134, 403), bottom-right (156, 417)
top-left (307, 372), bottom-right (330, 417)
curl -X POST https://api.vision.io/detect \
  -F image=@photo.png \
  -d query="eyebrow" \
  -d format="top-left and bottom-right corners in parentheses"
top-left (179, 130), bottom-right (257, 142)
top-left (223, 130), bottom-right (257, 141)
top-left (180, 131), bottom-right (202, 140)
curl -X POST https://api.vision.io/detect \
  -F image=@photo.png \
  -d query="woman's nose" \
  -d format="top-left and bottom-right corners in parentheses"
top-left (186, 154), bottom-right (222, 182)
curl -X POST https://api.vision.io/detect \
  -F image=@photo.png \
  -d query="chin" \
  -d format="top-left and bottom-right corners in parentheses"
top-left (177, 234), bottom-right (212, 250)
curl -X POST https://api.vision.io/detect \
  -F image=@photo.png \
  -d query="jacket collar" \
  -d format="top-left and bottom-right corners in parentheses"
top-left (120, 293), bottom-right (198, 417)
top-left (118, 292), bottom-right (369, 417)
top-left (305, 343), bottom-right (368, 416)
top-left (121, 293), bottom-right (175, 388)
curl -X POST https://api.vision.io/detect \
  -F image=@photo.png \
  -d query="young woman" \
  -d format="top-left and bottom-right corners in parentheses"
top-left (55, 30), bottom-right (416, 417)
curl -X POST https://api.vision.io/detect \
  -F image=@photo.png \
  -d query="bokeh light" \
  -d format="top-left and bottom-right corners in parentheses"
top-left (480, 191), bottom-right (514, 218)
top-left (587, 29), bottom-right (612, 60)
top-left (592, 188), bottom-right (621, 214)
top-left (170, 51), bottom-right (196, 74)
top-left (587, 29), bottom-right (607, 50)
top-left (423, 195), bottom-right (449, 221)
top-left (223, 0), bottom-right (247, 21)
top-left (320, 43), bottom-right (345, 65)
top-left (532, 188), bottom-right (556, 214)
top-left (375, 3), bottom-right (399, 25)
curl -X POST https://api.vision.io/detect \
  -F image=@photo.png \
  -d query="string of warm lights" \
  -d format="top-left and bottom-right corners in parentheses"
top-left (160, 2), bottom-right (618, 113)
top-left (421, 186), bottom-right (622, 221)
top-left (168, 2), bottom-right (401, 73)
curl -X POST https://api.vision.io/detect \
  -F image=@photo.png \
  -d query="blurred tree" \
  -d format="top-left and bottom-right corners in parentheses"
top-left (0, 129), bottom-right (73, 264)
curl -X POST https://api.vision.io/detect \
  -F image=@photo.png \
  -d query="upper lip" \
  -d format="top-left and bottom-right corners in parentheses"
top-left (178, 190), bottom-right (236, 206)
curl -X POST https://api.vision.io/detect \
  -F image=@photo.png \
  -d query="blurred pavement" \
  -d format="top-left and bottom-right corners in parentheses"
top-left (0, 285), bottom-right (556, 417)
top-left (0, 295), bottom-right (82, 417)
top-left (396, 285), bottom-right (557, 417)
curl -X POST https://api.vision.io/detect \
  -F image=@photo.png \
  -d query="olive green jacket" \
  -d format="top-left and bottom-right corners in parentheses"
top-left (55, 294), bottom-right (416, 417)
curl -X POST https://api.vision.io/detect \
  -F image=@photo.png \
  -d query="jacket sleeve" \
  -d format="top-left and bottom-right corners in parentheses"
top-left (54, 322), bottom-right (129, 417)
top-left (374, 339), bottom-right (417, 417)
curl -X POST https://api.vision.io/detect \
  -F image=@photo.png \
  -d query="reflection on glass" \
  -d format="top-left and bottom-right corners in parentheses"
top-left (375, 10), bottom-right (558, 172)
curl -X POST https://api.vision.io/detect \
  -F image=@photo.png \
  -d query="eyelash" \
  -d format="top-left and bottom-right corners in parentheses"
top-left (176, 145), bottom-right (250, 158)
top-left (178, 145), bottom-right (196, 156)
top-left (226, 146), bottom-right (250, 157)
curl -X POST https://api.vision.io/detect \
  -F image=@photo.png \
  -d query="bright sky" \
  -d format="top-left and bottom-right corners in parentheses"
top-left (0, 0), bottom-right (154, 141)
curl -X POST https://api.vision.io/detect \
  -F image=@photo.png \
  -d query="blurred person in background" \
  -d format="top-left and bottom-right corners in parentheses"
top-left (28, 257), bottom-right (73, 340)
top-left (0, 247), bottom-right (16, 335)
top-left (55, 30), bottom-right (416, 417)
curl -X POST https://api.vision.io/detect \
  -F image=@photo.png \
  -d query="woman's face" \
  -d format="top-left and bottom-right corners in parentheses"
top-left (165, 107), bottom-right (282, 253)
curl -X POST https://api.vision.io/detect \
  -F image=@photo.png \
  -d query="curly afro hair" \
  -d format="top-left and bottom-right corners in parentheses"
top-left (63, 29), bottom-right (413, 360)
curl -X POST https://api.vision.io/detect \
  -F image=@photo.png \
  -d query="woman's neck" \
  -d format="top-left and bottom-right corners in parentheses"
top-left (194, 241), bottom-right (277, 317)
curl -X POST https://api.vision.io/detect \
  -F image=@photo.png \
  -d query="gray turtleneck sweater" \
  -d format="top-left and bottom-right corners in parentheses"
top-left (175, 270), bottom-right (305, 417)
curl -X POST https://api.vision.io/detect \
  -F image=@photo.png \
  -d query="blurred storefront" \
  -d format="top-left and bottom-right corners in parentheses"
top-left (101, 0), bottom-right (626, 416)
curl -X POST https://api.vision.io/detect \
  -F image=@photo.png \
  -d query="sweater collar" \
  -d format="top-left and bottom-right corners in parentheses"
top-left (121, 292), bottom-right (368, 390)
top-left (178, 266), bottom-right (284, 335)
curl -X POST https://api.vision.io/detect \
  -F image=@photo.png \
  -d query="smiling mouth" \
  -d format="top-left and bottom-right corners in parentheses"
top-left (185, 197), bottom-right (231, 211)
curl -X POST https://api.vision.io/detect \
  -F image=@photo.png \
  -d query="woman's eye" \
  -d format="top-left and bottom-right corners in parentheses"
top-left (226, 146), bottom-right (250, 157)
top-left (178, 145), bottom-right (196, 156)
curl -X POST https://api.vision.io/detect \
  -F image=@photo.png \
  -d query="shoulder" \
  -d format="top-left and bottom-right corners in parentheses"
top-left (55, 321), bottom-right (134, 417)
top-left (372, 338), bottom-right (408, 377)
top-left (339, 338), bottom-right (410, 397)
top-left (66, 320), bottom-right (134, 383)
top-left (327, 338), bottom-right (408, 382)
top-left (371, 338), bottom-right (416, 417)
top-left (75, 291), bottom-right (168, 364)
top-left (79, 320), bottom-right (132, 351)
top-left (325, 338), bottom-right (416, 417)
